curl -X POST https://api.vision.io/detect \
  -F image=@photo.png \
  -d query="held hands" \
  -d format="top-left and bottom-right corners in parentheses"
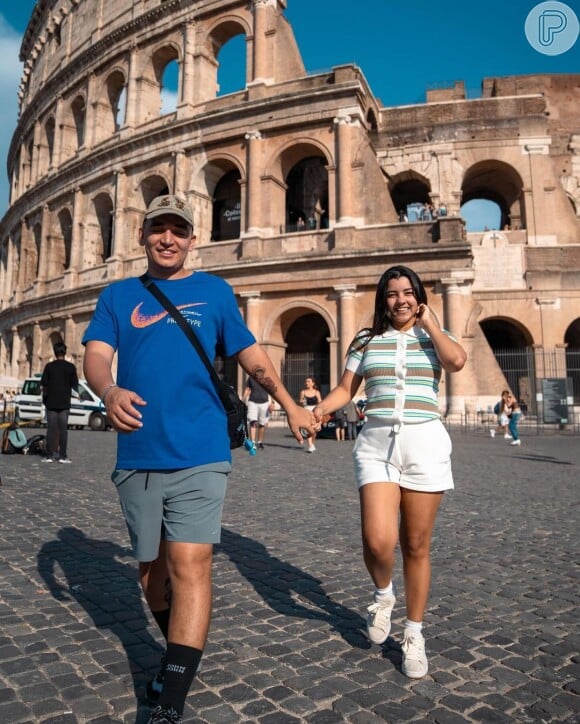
top-left (286, 403), bottom-right (317, 443)
top-left (103, 386), bottom-right (147, 432)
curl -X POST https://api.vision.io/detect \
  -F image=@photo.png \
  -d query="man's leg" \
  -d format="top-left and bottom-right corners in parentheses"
top-left (154, 541), bottom-right (212, 716)
top-left (58, 410), bottom-right (69, 459)
top-left (46, 410), bottom-right (58, 459)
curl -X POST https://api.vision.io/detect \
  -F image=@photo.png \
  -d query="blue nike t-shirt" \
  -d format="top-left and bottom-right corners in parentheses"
top-left (82, 272), bottom-right (255, 470)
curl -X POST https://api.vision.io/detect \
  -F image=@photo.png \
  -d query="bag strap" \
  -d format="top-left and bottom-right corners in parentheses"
top-left (139, 274), bottom-right (232, 410)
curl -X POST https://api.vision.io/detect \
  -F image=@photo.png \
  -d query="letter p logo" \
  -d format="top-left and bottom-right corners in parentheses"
top-left (539, 10), bottom-right (567, 45)
top-left (526, 2), bottom-right (579, 55)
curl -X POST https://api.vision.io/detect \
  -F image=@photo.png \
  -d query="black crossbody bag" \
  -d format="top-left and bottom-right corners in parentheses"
top-left (140, 274), bottom-right (247, 449)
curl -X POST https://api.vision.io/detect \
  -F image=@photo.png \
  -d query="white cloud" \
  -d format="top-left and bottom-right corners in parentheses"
top-left (0, 15), bottom-right (23, 219)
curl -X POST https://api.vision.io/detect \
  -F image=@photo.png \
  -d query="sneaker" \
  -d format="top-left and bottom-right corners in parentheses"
top-left (510, 439), bottom-right (521, 446)
top-left (307, 445), bottom-right (316, 453)
top-left (146, 655), bottom-right (166, 703)
top-left (41, 457), bottom-right (53, 463)
top-left (366, 592), bottom-right (396, 644)
top-left (401, 631), bottom-right (428, 679)
top-left (504, 433), bottom-right (512, 439)
top-left (243, 439), bottom-right (257, 456)
top-left (489, 429), bottom-right (495, 438)
top-left (148, 706), bottom-right (182, 724)
top-left (58, 458), bottom-right (72, 464)
top-left (258, 442), bottom-right (265, 450)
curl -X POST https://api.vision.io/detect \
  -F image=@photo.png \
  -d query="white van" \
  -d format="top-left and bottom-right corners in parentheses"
top-left (14, 376), bottom-right (109, 431)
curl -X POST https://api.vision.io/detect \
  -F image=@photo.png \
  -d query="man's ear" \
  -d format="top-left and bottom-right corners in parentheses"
top-left (138, 227), bottom-right (145, 246)
top-left (188, 234), bottom-right (197, 251)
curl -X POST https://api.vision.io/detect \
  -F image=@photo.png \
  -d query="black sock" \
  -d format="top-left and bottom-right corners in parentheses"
top-left (151, 608), bottom-right (170, 641)
top-left (158, 642), bottom-right (202, 715)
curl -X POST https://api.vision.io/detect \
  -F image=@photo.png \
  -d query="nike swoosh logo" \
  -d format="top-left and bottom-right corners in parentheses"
top-left (131, 302), bottom-right (206, 328)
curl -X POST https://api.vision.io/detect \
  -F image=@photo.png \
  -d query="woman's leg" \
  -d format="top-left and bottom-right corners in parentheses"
top-left (359, 482), bottom-right (401, 588)
top-left (508, 413), bottom-right (521, 441)
top-left (399, 490), bottom-right (443, 622)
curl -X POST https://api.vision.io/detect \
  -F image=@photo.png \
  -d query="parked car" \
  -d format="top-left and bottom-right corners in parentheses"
top-left (14, 376), bottom-right (109, 431)
top-left (317, 399), bottom-right (366, 440)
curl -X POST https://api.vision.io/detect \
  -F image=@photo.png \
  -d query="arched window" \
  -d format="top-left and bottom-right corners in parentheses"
top-left (160, 59), bottom-right (179, 115)
top-left (107, 71), bottom-right (127, 132)
top-left (212, 170), bottom-right (241, 241)
top-left (57, 209), bottom-right (73, 272)
top-left (217, 34), bottom-right (246, 96)
top-left (461, 161), bottom-right (525, 231)
top-left (93, 193), bottom-right (114, 261)
top-left (389, 173), bottom-right (431, 222)
top-left (71, 96), bottom-right (86, 148)
top-left (285, 157), bottom-right (329, 232)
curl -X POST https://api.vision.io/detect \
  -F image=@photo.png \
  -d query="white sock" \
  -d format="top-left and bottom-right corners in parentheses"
top-left (404, 618), bottom-right (423, 636)
top-left (375, 582), bottom-right (394, 599)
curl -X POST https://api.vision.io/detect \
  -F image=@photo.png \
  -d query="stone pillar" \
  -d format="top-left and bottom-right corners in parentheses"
top-left (36, 205), bottom-right (50, 282)
top-left (111, 168), bottom-right (126, 258)
top-left (33, 322), bottom-right (42, 373)
top-left (180, 22), bottom-right (196, 110)
top-left (11, 328), bottom-right (21, 380)
top-left (252, 0), bottom-right (275, 83)
top-left (16, 220), bottom-right (29, 292)
top-left (244, 130), bottom-right (262, 234)
top-left (240, 291), bottom-right (262, 337)
top-left (51, 96), bottom-right (63, 170)
top-left (333, 114), bottom-right (356, 224)
top-left (441, 277), bottom-right (469, 417)
top-left (335, 285), bottom-right (357, 363)
top-left (64, 188), bottom-right (84, 288)
top-left (173, 150), bottom-right (187, 196)
top-left (125, 46), bottom-right (139, 128)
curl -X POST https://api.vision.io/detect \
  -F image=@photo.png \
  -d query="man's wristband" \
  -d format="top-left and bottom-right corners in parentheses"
top-left (101, 384), bottom-right (119, 404)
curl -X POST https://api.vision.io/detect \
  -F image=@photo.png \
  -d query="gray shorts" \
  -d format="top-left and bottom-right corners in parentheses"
top-left (111, 462), bottom-right (231, 562)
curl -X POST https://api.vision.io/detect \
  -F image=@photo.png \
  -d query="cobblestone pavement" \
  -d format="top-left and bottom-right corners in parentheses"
top-left (0, 425), bottom-right (578, 723)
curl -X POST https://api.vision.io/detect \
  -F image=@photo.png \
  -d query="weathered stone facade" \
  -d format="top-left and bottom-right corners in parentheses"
top-left (1, 0), bottom-right (579, 417)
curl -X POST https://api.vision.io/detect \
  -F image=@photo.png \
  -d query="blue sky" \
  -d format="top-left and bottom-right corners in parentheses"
top-left (1, 1), bottom-right (579, 224)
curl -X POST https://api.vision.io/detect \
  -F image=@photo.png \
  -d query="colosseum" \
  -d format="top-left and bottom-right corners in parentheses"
top-left (1, 0), bottom-right (579, 423)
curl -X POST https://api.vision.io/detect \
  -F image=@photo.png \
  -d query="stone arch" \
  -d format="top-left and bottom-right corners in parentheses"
top-left (266, 302), bottom-right (334, 398)
top-left (140, 174), bottom-right (171, 208)
top-left (263, 299), bottom-right (336, 343)
top-left (141, 43), bottom-right (182, 120)
top-left (95, 68), bottom-right (127, 141)
top-left (389, 170), bottom-right (432, 221)
top-left (22, 336), bottom-right (34, 379)
top-left (461, 160), bottom-right (525, 230)
top-left (23, 221), bottom-right (41, 288)
top-left (92, 192), bottom-right (114, 263)
top-left (268, 141), bottom-right (332, 232)
top-left (48, 207), bottom-right (73, 278)
top-left (71, 94), bottom-right (86, 149)
top-left (38, 115), bottom-right (56, 176)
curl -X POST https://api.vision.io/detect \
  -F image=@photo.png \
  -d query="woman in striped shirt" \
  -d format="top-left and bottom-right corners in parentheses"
top-left (313, 265), bottom-right (466, 679)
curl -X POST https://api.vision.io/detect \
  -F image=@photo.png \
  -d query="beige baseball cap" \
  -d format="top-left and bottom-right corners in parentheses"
top-left (144, 195), bottom-right (194, 228)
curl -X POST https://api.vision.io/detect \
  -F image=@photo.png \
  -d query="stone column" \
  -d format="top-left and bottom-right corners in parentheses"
top-left (64, 188), bottom-right (84, 289)
top-left (180, 22), bottom-right (196, 110)
top-left (32, 322), bottom-right (43, 373)
top-left (51, 96), bottom-right (63, 170)
top-left (125, 46), bottom-right (139, 128)
top-left (441, 277), bottom-right (470, 417)
top-left (333, 114), bottom-right (356, 224)
top-left (252, 0), bottom-right (275, 83)
top-left (111, 168), bottom-right (126, 258)
top-left (240, 291), bottom-right (262, 337)
top-left (10, 327), bottom-right (20, 380)
top-left (244, 130), bottom-right (262, 234)
top-left (335, 285), bottom-right (357, 363)
top-left (173, 150), bottom-right (186, 196)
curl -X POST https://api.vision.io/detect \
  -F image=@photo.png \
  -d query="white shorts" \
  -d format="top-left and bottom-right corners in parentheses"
top-left (353, 418), bottom-right (454, 492)
top-left (247, 400), bottom-right (270, 426)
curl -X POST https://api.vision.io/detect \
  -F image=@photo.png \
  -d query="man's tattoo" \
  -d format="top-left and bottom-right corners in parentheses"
top-left (251, 366), bottom-right (277, 394)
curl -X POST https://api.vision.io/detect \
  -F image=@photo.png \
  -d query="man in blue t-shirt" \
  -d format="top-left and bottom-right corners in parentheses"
top-left (82, 194), bottom-right (315, 724)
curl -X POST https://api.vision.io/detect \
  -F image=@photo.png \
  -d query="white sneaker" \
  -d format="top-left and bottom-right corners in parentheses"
top-left (58, 458), bottom-right (72, 464)
top-left (401, 631), bottom-right (428, 679)
top-left (307, 445), bottom-right (316, 453)
top-left (504, 433), bottom-right (512, 439)
top-left (366, 592), bottom-right (396, 644)
top-left (41, 458), bottom-right (53, 463)
top-left (510, 439), bottom-right (521, 446)
top-left (489, 429), bottom-right (495, 438)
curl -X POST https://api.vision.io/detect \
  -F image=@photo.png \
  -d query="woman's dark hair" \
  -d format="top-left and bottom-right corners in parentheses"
top-left (350, 265), bottom-right (427, 352)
